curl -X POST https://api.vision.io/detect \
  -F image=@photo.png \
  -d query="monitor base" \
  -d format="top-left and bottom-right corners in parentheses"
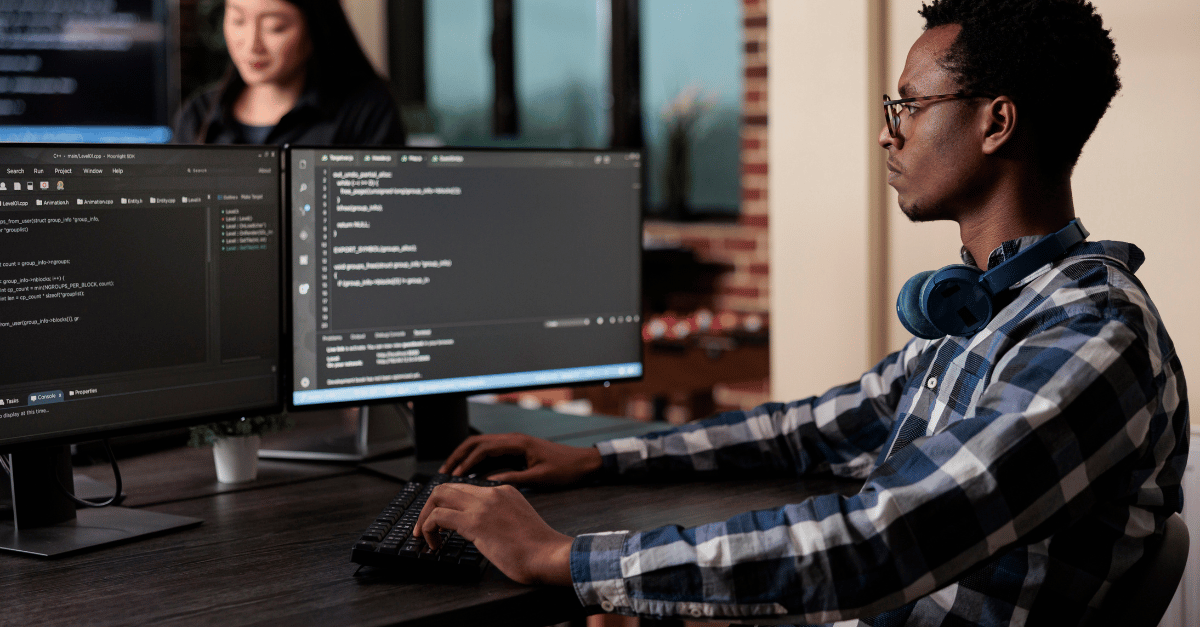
top-left (0, 506), bottom-right (202, 558)
top-left (73, 474), bottom-right (125, 506)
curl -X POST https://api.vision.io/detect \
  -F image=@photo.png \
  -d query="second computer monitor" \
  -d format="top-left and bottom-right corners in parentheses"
top-left (288, 148), bottom-right (643, 444)
top-left (0, 144), bottom-right (282, 448)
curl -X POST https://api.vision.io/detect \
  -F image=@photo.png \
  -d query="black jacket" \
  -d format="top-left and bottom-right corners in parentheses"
top-left (173, 74), bottom-right (406, 146)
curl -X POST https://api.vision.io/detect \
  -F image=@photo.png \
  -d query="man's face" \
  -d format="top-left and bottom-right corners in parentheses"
top-left (880, 25), bottom-right (988, 222)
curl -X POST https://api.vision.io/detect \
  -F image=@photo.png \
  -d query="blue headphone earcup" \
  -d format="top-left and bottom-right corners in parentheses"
top-left (919, 265), bottom-right (992, 338)
top-left (896, 270), bottom-right (943, 339)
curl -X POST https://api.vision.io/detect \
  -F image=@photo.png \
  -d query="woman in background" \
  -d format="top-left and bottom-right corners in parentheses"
top-left (174, 0), bottom-right (405, 145)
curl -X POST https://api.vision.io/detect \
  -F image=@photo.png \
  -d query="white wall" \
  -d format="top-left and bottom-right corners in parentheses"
top-left (1068, 0), bottom-right (1200, 404)
top-left (768, 1), bottom-right (878, 401)
top-left (771, 1), bottom-right (1200, 426)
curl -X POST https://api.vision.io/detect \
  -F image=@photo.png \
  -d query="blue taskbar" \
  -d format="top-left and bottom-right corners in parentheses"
top-left (293, 362), bottom-right (643, 406)
top-left (0, 126), bottom-right (172, 143)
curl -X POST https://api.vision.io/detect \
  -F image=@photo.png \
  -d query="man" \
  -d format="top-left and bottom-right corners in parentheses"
top-left (413, 1), bottom-right (1189, 625)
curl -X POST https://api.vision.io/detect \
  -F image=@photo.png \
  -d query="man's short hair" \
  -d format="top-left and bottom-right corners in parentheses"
top-left (920, 0), bottom-right (1121, 174)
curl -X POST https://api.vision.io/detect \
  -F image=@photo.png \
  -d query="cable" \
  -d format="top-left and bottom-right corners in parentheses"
top-left (56, 439), bottom-right (123, 508)
top-left (0, 452), bottom-right (10, 478)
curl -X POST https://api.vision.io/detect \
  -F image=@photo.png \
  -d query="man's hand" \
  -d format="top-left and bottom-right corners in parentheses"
top-left (414, 482), bottom-right (573, 586)
top-left (439, 433), bottom-right (603, 487)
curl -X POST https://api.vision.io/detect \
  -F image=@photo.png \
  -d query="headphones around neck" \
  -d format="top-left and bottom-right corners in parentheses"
top-left (896, 219), bottom-right (1088, 340)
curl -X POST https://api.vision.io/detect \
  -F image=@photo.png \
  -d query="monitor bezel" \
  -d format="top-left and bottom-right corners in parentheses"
top-left (0, 143), bottom-right (287, 452)
top-left (281, 145), bottom-right (645, 413)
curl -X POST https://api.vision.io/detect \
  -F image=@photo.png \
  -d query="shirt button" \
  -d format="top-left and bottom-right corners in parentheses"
top-left (600, 600), bottom-right (615, 612)
top-left (926, 376), bottom-right (938, 389)
top-left (690, 607), bottom-right (704, 618)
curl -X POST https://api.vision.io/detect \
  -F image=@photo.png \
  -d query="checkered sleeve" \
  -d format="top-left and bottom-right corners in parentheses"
top-left (572, 312), bottom-right (1185, 622)
top-left (594, 339), bottom-right (928, 482)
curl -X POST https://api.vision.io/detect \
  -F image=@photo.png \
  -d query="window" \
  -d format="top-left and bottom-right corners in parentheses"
top-left (406, 0), bottom-right (742, 218)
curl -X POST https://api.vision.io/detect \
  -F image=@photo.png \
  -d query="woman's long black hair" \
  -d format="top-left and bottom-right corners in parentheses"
top-left (286, 0), bottom-right (378, 90)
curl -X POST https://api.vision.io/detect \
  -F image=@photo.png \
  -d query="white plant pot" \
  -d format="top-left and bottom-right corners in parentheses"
top-left (212, 434), bottom-right (261, 484)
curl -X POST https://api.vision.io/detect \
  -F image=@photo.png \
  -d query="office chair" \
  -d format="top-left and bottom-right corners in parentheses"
top-left (1089, 512), bottom-right (1190, 627)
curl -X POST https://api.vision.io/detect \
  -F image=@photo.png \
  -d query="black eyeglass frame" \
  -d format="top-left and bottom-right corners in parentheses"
top-left (882, 92), bottom-right (995, 137)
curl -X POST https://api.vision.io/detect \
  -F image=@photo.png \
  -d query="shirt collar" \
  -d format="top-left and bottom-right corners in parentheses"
top-left (958, 234), bottom-right (1145, 293)
top-left (958, 233), bottom-right (1048, 270)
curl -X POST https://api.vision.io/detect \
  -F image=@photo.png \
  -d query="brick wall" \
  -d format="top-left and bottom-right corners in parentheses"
top-left (643, 0), bottom-right (769, 316)
top-left (742, 0), bottom-right (769, 242)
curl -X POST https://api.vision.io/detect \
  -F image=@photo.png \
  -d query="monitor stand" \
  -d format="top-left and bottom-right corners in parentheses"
top-left (359, 393), bottom-right (473, 482)
top-left (0, 446), bottom-right (201, 558)
top-left (258, 403), bottom-right (415, 463)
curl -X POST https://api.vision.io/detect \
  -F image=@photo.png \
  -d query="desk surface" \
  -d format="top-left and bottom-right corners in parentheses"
top-left (8, 406), bottom-right (860, 627)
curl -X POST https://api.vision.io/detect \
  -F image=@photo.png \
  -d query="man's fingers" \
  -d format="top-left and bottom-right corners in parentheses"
top-left (413, 483), bottom-right (476, 539)
top-left (419, 507), bottom-right (468, 549)
top-left (453, 441), bottom-right (524, 476)
top-left (439, 437), bottom-right (482, 473)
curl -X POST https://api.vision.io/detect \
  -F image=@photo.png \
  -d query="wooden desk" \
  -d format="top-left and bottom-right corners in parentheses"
top-left (8, 409), bottom-right (860, 626)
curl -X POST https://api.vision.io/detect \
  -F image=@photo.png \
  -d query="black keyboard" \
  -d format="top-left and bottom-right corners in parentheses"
top-left (351, 473), bottom-right (500, 577)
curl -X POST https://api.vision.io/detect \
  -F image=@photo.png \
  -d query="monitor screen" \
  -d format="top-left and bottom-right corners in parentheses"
top-left (0, 1), bottom-right (177, 143)
top-left (0, 144), bottom-right (282, 448)
top-left (288, 147), bottom-right (643, 408)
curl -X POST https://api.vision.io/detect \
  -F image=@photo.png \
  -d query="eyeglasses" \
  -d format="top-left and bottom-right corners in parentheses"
top-left (882, 92), bottom-right (994, 137)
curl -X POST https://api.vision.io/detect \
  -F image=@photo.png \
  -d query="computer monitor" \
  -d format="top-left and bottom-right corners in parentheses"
top-left (286, 147), bottom-right (643, 461)
top-left (0, 144), bottom-right (283, 556)
top-left (0, 1), bottom-right (178, 143)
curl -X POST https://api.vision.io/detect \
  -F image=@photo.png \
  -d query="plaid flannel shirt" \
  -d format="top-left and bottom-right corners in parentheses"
top-left (570, 239), bottom-right (1189, 626)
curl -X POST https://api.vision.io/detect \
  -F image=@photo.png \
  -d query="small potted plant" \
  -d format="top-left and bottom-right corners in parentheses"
top-left (188, 414), bottom-right (292, 483)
